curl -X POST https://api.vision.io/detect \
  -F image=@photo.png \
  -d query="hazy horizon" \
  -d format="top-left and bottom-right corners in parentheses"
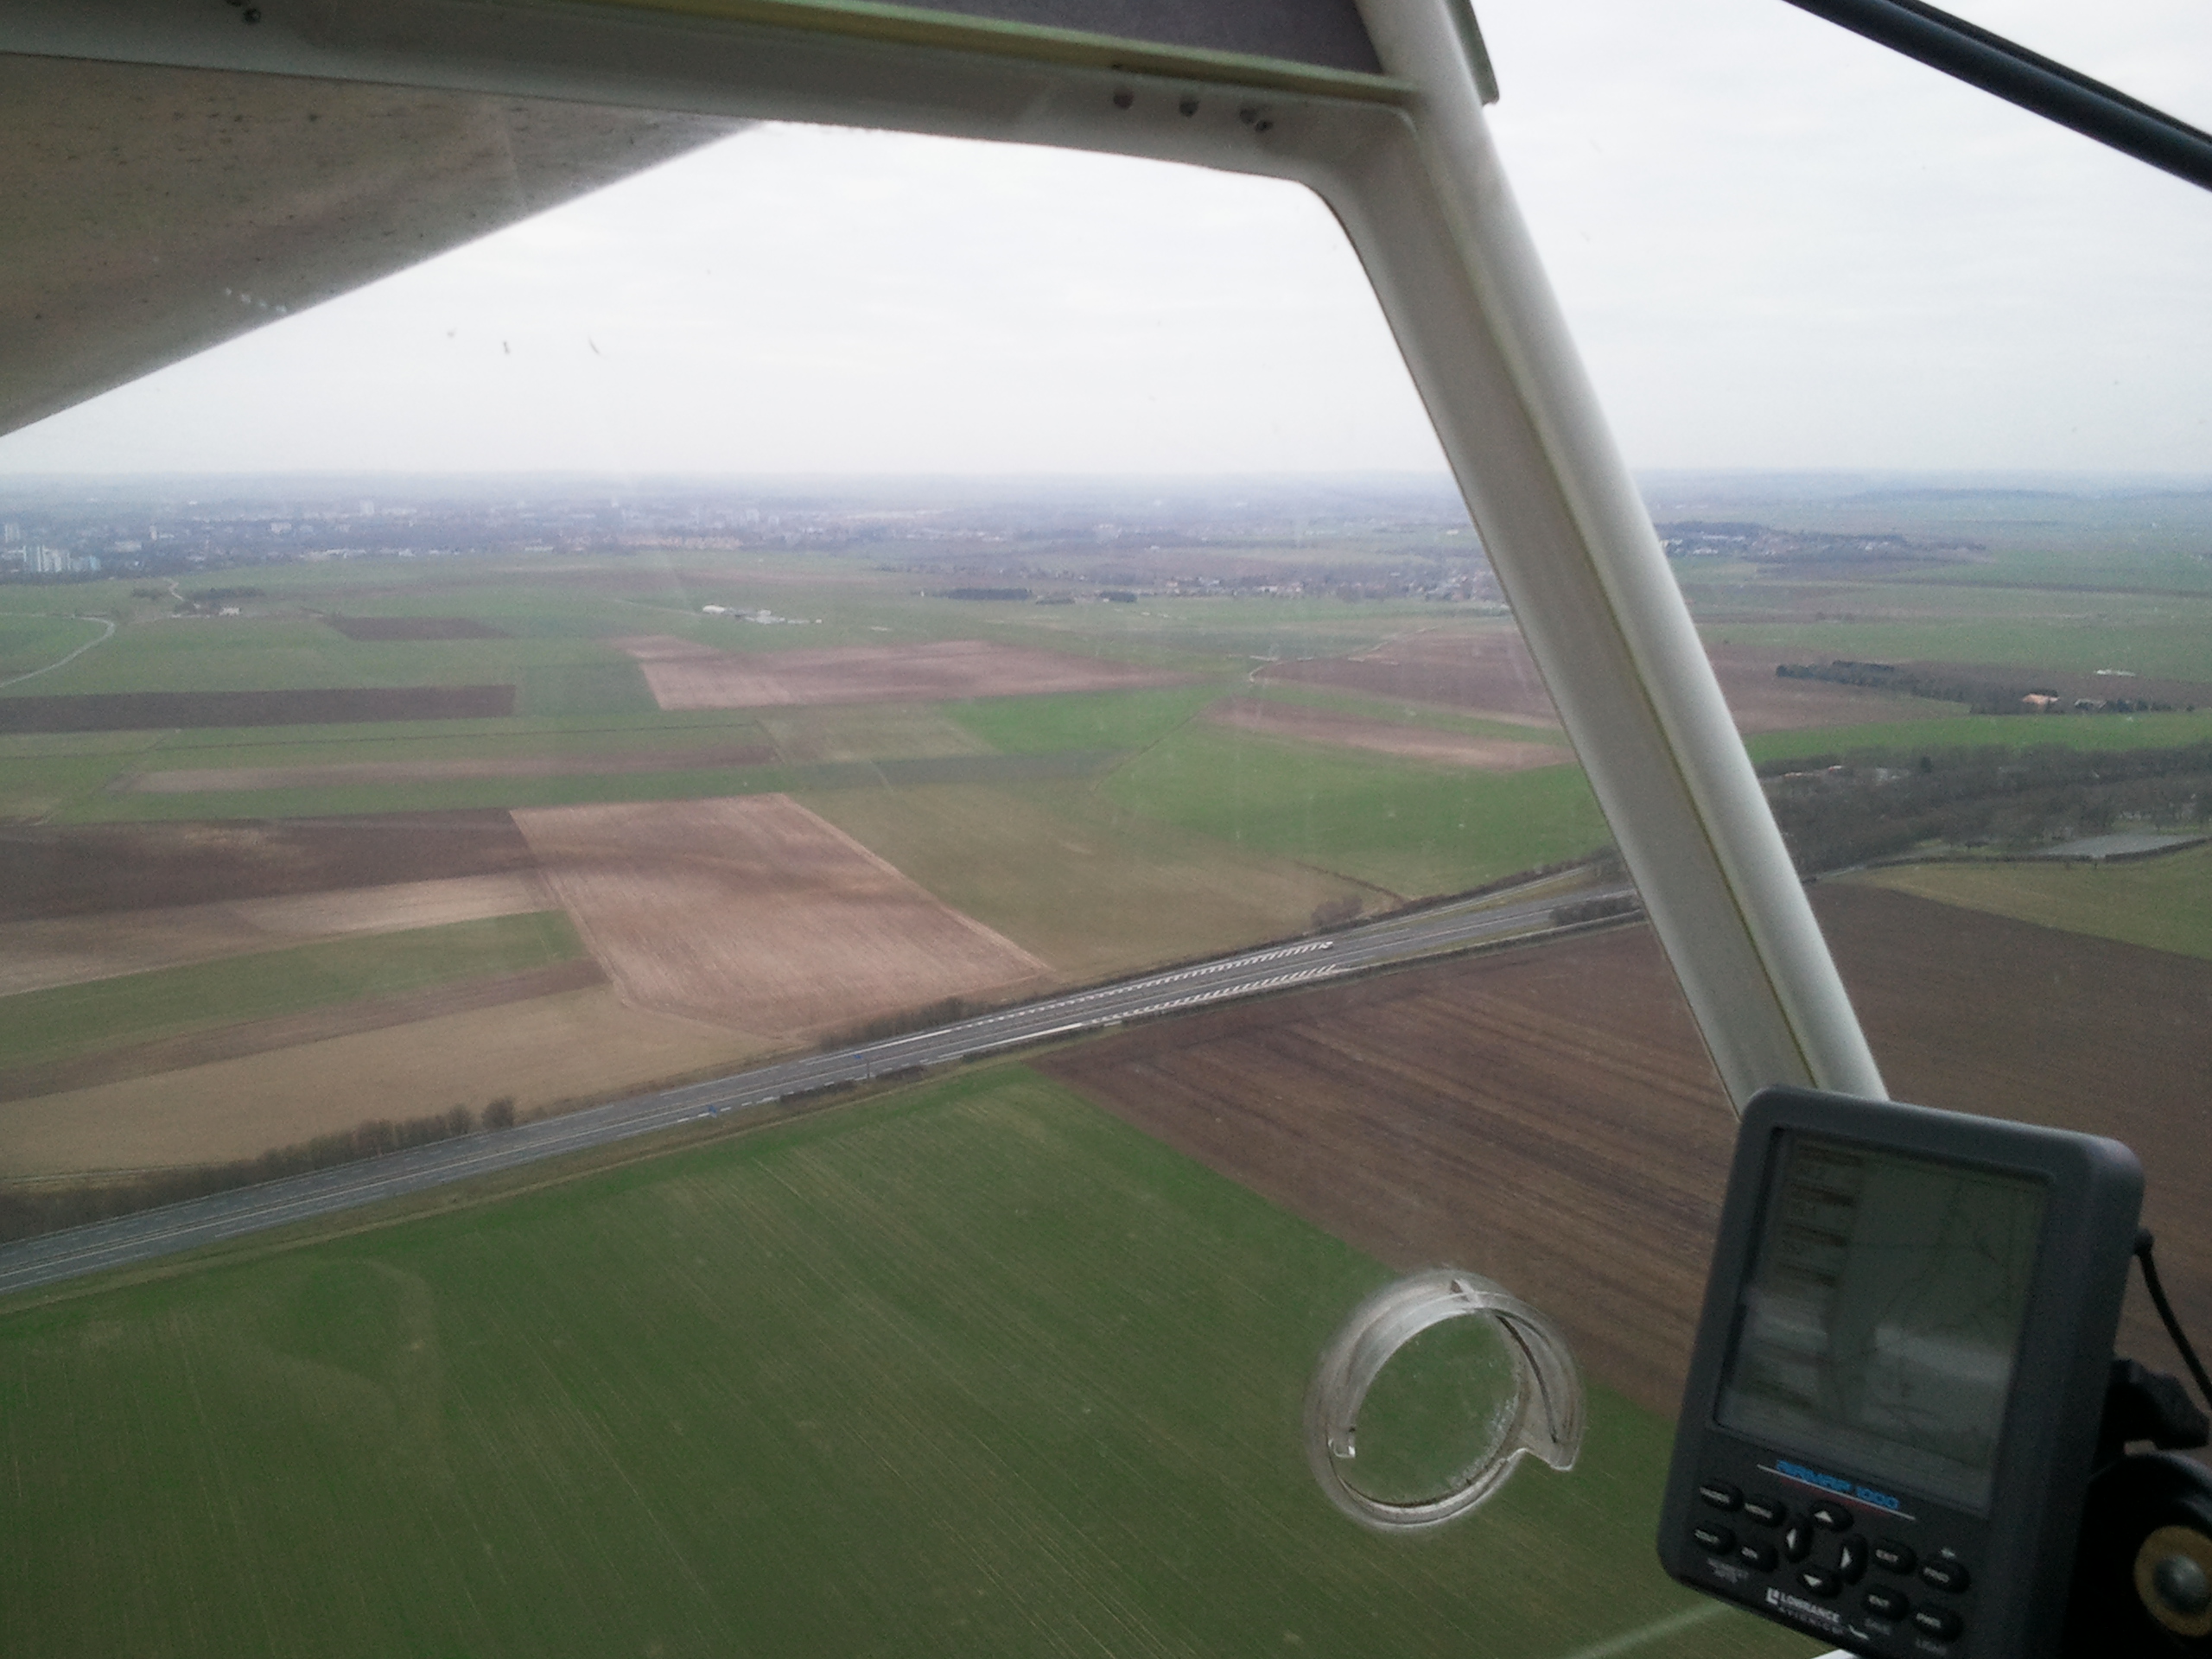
top-left (2, 0), bottom-right (2207, 478)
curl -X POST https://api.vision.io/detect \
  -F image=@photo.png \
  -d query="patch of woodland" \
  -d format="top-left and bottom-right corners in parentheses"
top-left (1777, 659), bottom-right (2197, 715)
top-left (1760, 742), bottom-right (2212, 873)
top-left (0, 1097), bottom-right (520, 1243)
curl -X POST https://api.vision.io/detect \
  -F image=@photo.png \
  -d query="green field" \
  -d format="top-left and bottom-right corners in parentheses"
top-left (1105, 722), bottom-right (1610, 898)
top-left (803, 780), bottom-right (1372, 978)
top-left (0, 1067), bottom-right (1813, 1659)
top-left (1852, 843), bottom-right (2212, 962)
top-left (946, 683), bottom-right (1225, 754)
top-left (0, 911), bottom-right (584, 1068)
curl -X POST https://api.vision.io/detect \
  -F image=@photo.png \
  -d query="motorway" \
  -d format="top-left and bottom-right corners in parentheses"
top-left (0, 874), bottom-right (1633, 1297)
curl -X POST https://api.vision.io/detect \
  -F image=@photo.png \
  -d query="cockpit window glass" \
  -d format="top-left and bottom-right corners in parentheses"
top-left (3, 7), bottom-right (2207, 1651)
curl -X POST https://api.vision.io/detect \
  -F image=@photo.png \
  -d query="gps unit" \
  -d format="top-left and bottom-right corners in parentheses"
top-left (1659, 1086), bottom-right (2144, 1658)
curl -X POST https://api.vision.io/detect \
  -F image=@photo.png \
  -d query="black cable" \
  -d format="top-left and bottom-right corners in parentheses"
top-left (1777, 0), bottom-right (2212, 195)
top-left (2135, 1229), bottom-right (2212, 1414)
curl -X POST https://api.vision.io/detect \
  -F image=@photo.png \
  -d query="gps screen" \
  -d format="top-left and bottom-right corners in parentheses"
top-left (1714, 1134), bottom-right (2048, 1512)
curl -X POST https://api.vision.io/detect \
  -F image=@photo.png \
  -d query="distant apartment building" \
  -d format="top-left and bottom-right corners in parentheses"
top-left (24, 546), bottom-right (100, 575)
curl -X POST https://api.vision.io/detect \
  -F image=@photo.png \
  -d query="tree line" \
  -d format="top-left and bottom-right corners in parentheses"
top-left (0, 1096), bottom-right (519, 1243)
top-left (1760, 742), bottom-right (2212, 873)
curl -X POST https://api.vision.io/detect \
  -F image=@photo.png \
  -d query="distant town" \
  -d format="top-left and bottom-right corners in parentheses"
top-left (0, 475), bottom-right (1502, 605)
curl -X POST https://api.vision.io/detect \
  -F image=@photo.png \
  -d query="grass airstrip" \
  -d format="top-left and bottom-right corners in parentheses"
top-left (0, 1065), bottom-right (1815, 1659)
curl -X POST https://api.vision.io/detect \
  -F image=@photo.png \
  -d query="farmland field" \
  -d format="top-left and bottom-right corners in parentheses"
top-left (0, 871), bottom-right (551, 995)
top-left (801, 780), bottom-right (1374, 979)
top-left (1205, 696), bottom-right (1566, 769)
top-left (620, 633), bottom-right (1182, 709)
top-left (1105, 721), bottom-right (1610, 898)
top-left (2, 982), bottom-right (772, 1176)
top-left (0, 1066), bottom-right (1812, 1659)
top-left (513, 794), bottom-right (1052, 1035)
top-left (1850, 844), bottom-right (2212, 960)
top-left (0, 910), bottom-right (586, 1076)
top-left (1043, 887), bottom-right (2211, 1413)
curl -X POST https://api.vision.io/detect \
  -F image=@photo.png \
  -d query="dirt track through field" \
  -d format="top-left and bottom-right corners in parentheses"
top-left (120, 742), bottom-right (774, 795)
top-left (1208, 698), bottom-right (1566, 769)
top-left (0, 873), bottom-right (554, 995)
top-left (619, 635), bottom-right (1176, 710)
top-left (513, 794), bottom-right (1052, 1036)
top-left (1042, 886), bottom-right (2211, 1416)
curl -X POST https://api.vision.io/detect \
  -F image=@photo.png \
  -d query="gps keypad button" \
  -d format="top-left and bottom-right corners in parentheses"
top-left (1698, 1480), bottom-right (1743, 1512)
top-left (1797, 1566), bottom-right (1840, 1598)
top-left (1911, 1605), bottom-right (1964, 1641)
top-left (1741, 1495), bottom-right (1787, 1527)
top-left (1837, 1535), bottom-right (1868, 1584)
top-left (1862, 1585), bottom-right (1910, 1619)
top-left (1781, 1520), bottom-right (1815, 1562)
top-left (1737, 1541), bottom-right (1777, 1573)
top-left (1691, 1522), bottom-right (1734, 1554)
top-left (1920, 1559), bottom-right (1971, 1594)
top-left (1808, 1500), bottom-right (1853, 1531)
top-left (1872, 1540), bottom-right (1916, 1575)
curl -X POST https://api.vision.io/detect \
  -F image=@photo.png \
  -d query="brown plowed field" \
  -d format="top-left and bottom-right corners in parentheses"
top-left (0, 810), bottom-right (540, 921)
top-left (0, 958), bottom-right (604, 1104)
top-left (0, 872), bottom-right (553, 996)
top-left (1259, 629), bottom-right (1936, 734)
top-left (1207, 698), bottom-right (1566, 769)
top-left (121, 741), bottom-right (774, 795)
top-left (617, 635), bottom-right (1177, 710)
top-left (513, 794), bottom-right (1052, 1037)
top-left (324, 616), bottom-right (506, 640)
top-left (1040, 885), bottom-right (2210, 1416)
top-left (0, 685), bottom-right (516, 733)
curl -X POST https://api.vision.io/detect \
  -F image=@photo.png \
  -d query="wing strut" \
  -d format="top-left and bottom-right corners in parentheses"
top-left (1781, 0), bottom-right (2212, 194)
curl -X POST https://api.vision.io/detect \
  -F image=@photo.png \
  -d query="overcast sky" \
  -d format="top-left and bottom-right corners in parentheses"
top-left (3, 0), bottom-right (2208, 478)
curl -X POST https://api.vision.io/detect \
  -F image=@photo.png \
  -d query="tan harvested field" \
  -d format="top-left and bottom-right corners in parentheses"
top-left (0, 810), bottom-right (539, 921)
top-left (0, 983), bottom-right (776, 1176)
top-left (800, 780), bottom-right (1375, 981)
top-left (323, 615), bottom-right (505, 640)
top-left (618, 634), bottom-right (1177, 710)
top-left (1207, 697), bottom-right (1566, 769)
top-left (121, 741), bottom-right (774, 795)
top-left (1706, 645), bottom-right (1953, 731)
top-left (1040, 884), bottom-right (2210, 1417)
top-left (0, 958), bottom-right (603, 1104)
top-left (514, 794), bottom-right (1052, 1036)
top-left (1261, 629), bottom-right (1938, 734)
top-left (0, 685), bottom-right (516, 734)
top-left (1258, 627), bottom-right (1562, 727)
top-left (0, 872), bottom-right (553, 996)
